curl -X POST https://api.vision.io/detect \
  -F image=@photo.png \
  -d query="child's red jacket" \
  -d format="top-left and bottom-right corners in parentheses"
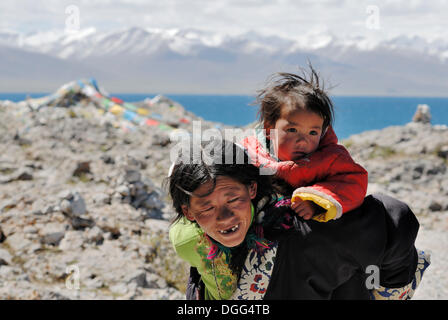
top-left (241, 126), bottom-right (368, 222)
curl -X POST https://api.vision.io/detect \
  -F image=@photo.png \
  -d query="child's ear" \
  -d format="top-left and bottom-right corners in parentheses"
top-left (248, 182), bottom-right (258, 200)
top-left (181, 205), bottom-right (195, 222)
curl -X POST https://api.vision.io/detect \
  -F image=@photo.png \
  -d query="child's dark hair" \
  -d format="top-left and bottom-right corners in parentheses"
top-left (256, 64), bottom-right (334, 131)
top-left (165, 139), bottom-right (275, 225)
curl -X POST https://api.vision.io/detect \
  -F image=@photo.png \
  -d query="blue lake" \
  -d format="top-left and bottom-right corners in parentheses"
top-left (2, 93), bottom-right (447, 140)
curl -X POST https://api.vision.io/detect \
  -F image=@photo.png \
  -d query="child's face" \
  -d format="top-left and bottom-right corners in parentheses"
top-left (267, 108), bottom-right (324, 161)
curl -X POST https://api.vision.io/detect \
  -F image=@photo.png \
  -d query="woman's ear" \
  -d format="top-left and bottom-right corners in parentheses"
top-left (264, 122), bottom-right (273, 140)
top-left (248, 181), bottom-right (258, 200)
top-left (181, 205), bottom-right (195, 222)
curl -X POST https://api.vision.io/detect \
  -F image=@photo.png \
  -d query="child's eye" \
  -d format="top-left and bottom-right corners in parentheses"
top-left (309, 130), bottom-right (319, 136)
top-left (286, 128), bottom-right (297, 133)
top-left (228, 198), bottom-right (239, 203)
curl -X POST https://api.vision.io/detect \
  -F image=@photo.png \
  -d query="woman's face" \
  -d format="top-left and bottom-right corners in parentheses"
top-left (182, 176), bottom-right (257, 248)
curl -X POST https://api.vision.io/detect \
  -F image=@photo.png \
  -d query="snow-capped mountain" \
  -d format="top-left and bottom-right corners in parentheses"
top-left (3, 27), bottom-right (447, 61)
top-left (1, 27), bottom-right (447, 95)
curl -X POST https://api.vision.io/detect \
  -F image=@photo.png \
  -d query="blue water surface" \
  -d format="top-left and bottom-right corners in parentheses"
top-left (1, 92), bottom-right (447, 140)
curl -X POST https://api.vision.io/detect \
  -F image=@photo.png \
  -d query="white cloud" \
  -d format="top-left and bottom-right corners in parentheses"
top-left (1, 0), bottom-right (447, 42)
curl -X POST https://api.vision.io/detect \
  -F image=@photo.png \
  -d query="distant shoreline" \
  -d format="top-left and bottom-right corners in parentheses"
top-left (2, 93), bottom-right (448, 140)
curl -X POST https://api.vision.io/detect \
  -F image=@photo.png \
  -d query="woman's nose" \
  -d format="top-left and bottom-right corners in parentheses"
top-left (217, 205), bottom-right (234, 221)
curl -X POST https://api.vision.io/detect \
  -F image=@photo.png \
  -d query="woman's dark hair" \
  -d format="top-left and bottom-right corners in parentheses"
top-left (165, 139), bottom-right (275, 225)
top-left (256, 63), bottom-right (334, 131)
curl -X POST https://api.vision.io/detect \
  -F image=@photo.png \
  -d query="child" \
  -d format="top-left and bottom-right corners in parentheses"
top-left (242, 66), bottom-right (368, 222)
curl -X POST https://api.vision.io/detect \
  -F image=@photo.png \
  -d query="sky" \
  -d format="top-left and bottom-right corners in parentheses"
top-left (1, 0), bottom-right (447, 43)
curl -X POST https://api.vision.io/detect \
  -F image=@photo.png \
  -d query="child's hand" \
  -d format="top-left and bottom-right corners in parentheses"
top-left (291, 198), bottom-right (318, 220)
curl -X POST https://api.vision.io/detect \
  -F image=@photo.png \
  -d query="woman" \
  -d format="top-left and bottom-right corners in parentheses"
top-left (167, 139), bottom-right (430, 300)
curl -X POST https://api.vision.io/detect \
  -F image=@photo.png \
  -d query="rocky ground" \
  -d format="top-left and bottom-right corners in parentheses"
top-left (0, 95), bottom-right (232, 300)
top-left (0, 94), bottom-right (446, 300)
top-left (342, 116), bottom-right (448, 300)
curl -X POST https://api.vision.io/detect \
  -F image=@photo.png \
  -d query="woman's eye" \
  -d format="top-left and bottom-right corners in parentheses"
top-left (198, 207), bottom-right (214, 215)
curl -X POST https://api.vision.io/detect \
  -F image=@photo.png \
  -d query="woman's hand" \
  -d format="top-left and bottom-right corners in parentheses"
top-left (291, 198), bottom-right (319, 220)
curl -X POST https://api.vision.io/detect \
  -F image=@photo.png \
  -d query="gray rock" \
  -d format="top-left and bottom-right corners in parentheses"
top-left (429, 201), bottom-right (443, 212)
top-left (109, 283), bottom-right (129, 295)
top-left (145, 208), bottom-right (164, 220)
top-left (0, 227), bottom-right (5, 243)
top-left (0, 200), bottom-right (17, 213)
top-left (145, 273), bottom-right (168, 289)
top-left (71, 193), bottom-right (87, 216)
top-left (124, 170), bottom-right (141, 183)
top-left (13, 132), bottom-right (32, 146)
top-left (437, 146), bottom-right (448, 160)
top-left (121, 195), bottom-right (132, 204)
top-left (60, 192), bottom-right (87, 217)
top-left (5, 233), bottom-right (32, 254)
top-left (23, 225), bottom-right (38, 234)
top-left (40, 232), bottom-right (65, 246)
top-left (43, 205), bottom-right (57, 214)
top-left (58, 190), bottom-right (74, 201)
top-left (60, 199), bottom-right (72, 214)
top-left (142, 192), bottom-right (164, 210)
top-left (84, 226), bottom-right (104, 245)
top-left (31, 198), bottom-right (54, 216)
top-left (0, 248), bottom-right (12, 266)
top-left (126, 270), bottom-right (148, 288)
top-left (14, 170), bottom-right (33, 181)
top-left (83, 276), bottom-right (104, 290)
top-left (92, 193), bottom-right (111, 205)
top-left (131, 193), bottom-right (148, 208)
top-left (152, 134), bottom-right (171, 147)
top-left (72, 161), bottom-right (91, 177)
top-left (116, 185), bottom-right (130, 196)
top-left (70, 216), bottom-right (95, 230)
top-left (412, 104), bottom-right (431, 124)
top-left (0, 265), bottom-right (20, 278)
top-left (40, 291), bottom-right (71, 300)
top-left (130, 181), bottom-right (146, 197)
top-left (59, 230), bottom-right (85, 251)
top-left (100, 154), bottom-right (115, 164)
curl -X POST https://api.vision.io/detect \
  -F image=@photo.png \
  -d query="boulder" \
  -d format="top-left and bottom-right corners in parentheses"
top-left (412, 104), bottom-right (431, 124)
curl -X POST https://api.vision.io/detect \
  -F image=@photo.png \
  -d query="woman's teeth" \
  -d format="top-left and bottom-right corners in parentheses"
top-left (219, 224), bottom-right (239, 234)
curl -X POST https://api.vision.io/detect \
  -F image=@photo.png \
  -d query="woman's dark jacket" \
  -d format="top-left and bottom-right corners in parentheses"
top-left (186, 193), bottom-right (419, 300)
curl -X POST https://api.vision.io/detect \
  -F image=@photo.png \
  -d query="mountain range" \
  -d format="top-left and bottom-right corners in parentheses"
top-left (1, 27), bottom-right (447, 96)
